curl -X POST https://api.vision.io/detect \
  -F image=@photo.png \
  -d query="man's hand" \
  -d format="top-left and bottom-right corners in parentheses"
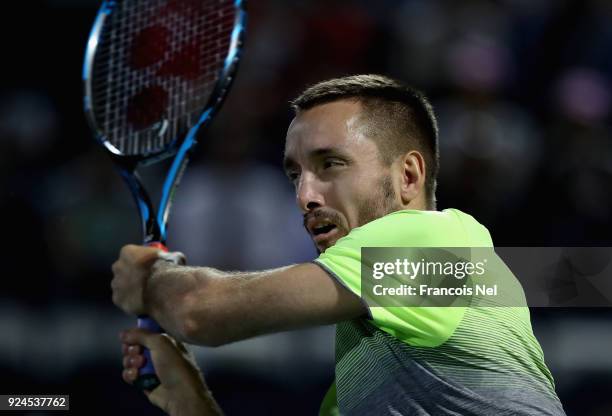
top-left (121, 328), bottom-right (223, 416)
top-left (111, 245), bottom-right (164, 316)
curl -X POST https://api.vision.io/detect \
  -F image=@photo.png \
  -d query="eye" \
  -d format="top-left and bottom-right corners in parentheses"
top-left (323, 158), bottom-right (345, 169)
top-left (286, 171), bottom-right (300, 184)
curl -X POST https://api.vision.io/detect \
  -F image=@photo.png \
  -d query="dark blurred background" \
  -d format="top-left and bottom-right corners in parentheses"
top-left (1, 0), bottom-right (611, 415)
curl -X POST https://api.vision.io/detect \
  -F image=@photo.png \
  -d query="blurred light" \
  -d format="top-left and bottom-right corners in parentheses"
top-left (0, 91), bottom-right (59, 157)
top-left (447, 35), bottom-right (512, 92)
top-left (556, 68), bottom-right (611, 124)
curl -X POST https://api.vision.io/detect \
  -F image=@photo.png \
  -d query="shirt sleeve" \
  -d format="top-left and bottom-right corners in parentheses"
top-left (314, 209), bottom-right (491, 347)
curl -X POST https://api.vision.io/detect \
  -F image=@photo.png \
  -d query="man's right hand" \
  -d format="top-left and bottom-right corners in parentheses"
top-left (121, 328), bottom-right (223, 416)
top-left (112, 245), bottom-right (162, 316)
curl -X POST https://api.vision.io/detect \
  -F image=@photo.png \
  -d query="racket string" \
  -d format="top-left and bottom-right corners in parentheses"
top-left (90, 0), bottom-right (237, 156)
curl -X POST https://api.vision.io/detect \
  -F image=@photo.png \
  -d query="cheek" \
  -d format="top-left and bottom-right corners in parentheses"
top-left (327, 174), bottom-right (378, 227)
top-left (320, 180), bottom-right (354, 225)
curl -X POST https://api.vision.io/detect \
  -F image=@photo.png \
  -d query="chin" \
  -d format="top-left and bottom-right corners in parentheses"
top-left (311, 226), bottom-right (348, 254)
top-left (317, 237), bottom-right (340, 253)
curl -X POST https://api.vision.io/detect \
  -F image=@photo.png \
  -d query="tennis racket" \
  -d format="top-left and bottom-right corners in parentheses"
top-left (83, 0), bottom-right (246, 391)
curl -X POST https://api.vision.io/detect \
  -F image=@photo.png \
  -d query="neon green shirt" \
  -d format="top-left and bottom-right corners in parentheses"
top-left (314, 209), bottom-right (564, 416)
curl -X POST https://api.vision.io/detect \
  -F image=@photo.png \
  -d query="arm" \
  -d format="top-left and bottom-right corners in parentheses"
top-left (149, 262), bottom-right (367, 346)
top-left (112, 245), bottom-right (367, 346)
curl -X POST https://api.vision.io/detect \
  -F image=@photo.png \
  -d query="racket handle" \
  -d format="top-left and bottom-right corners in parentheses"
top-left (133, 241), bottom-right (171, 391)
top-left (134, 316), bottom-right (163, 391)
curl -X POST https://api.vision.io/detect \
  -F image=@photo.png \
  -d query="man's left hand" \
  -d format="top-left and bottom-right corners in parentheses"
top-left (121, 328), bottom-right (223, 416)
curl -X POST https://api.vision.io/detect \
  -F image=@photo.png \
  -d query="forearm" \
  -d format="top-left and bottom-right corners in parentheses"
top-left (145, 262), bottom-right (366, 346)
top-left (183, 266), bottom-right (305, 345)
top-left (146, 264), bottom-right (292, 345)
top-left (168, 390), bottom-right (224, 416)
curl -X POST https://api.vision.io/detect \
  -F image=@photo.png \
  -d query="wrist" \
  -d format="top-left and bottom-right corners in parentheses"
top-left (170, 389), bottom-right (223, 416)
top-left (144, 260), bottom-right (180, 316)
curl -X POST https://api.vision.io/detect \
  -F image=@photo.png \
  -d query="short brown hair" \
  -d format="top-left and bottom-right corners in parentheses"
top-left (291, 74), bottom-right (439, 209)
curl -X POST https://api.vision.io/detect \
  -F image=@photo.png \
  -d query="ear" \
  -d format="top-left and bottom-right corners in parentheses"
top-left (397, 150), bottom-right (426, 207)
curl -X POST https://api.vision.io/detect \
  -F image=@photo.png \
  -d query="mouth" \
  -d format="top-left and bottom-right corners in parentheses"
top-left (304, 210), bottom-right (346, 251)
top-left (312, 223), bottom-right (337, 237)
top-left (308, 220), bottom-right (341, 247)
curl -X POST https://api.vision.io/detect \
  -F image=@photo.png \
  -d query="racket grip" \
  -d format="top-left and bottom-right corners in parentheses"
top-left (134, 316), bottom-right (163, 391)
top-left (133, 241), bottom-right (170, 391)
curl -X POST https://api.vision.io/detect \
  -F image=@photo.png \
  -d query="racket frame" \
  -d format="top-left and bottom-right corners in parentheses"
top-left (83, 0), bottom-right (245, 244)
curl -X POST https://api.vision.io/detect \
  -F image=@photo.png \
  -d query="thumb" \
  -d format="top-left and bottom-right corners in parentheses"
top-left (157, 250), bottom-right (187, 265)
top-left (122, 328), bottom-right (181, 367)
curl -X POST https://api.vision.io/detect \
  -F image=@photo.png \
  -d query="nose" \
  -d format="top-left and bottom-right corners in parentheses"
top-left (296, 172), bottom-right (324, 213)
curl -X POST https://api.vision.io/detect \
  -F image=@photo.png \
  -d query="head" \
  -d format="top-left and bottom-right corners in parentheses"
top-left (283, 74), bottom-right (439, 252)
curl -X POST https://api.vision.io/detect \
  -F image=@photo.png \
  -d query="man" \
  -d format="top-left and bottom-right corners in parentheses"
top-left (112, 75), bottom-right (566, 415)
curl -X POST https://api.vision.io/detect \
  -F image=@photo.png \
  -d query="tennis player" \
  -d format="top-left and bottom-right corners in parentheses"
top-left (112, 75), bottom-right (566, 415)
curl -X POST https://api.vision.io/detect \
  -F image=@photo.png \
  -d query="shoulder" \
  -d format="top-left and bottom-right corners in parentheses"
top-left (333, 208), bottom-right (492, 248)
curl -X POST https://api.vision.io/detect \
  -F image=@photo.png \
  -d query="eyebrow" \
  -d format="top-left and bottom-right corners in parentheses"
top-left (283, 155), bottom-right (297, 173)
top-left (283, 147), bottom-right (345, 173)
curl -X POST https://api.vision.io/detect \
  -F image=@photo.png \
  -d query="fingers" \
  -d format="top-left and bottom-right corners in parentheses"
top-left (111, 245), bottom-right (162, 316)
top-left (123, 352), bottom-right (145, 368)
top-left (119, 326), bottom-right (211, 412)
top-left (121, 328), bottom-right (159, 350)
top-left (113, 245), bottom-right (161, 279)
top-left (119, 244), bottom-right (147, 260)
top-left (120, 328), bottom-right (192, 383)
top-left (111, 260), bottom-right (120, 275)
top-left (120, 244), bottom-right (163, 264)
top-left (122, 367), bottom-right (138, 384)
top-left (111, 244), bottom-right (186, 316)
top-left (121, 352), bottom-right (143, 385)
top-left (121, 343), bottom-right (141, 355)
top-left (122, 354), bottom-right (145, 385)
top-left (115, 244), bottom-right (185, 271)
top-left (121, 332), bottom-right (148, 385)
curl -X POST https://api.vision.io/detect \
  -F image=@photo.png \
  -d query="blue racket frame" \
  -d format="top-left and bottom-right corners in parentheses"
top-left (83, 0), bottom-right (246, 391)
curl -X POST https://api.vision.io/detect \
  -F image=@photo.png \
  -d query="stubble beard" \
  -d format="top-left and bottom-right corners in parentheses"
top-left (313, 174), bottom-right (400, 255)
top-left (356, 174), bottom-right (401, 228)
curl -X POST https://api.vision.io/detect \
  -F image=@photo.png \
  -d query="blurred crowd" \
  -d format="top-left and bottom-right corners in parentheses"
top-left (0, 0), bottom-right (611, 415)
